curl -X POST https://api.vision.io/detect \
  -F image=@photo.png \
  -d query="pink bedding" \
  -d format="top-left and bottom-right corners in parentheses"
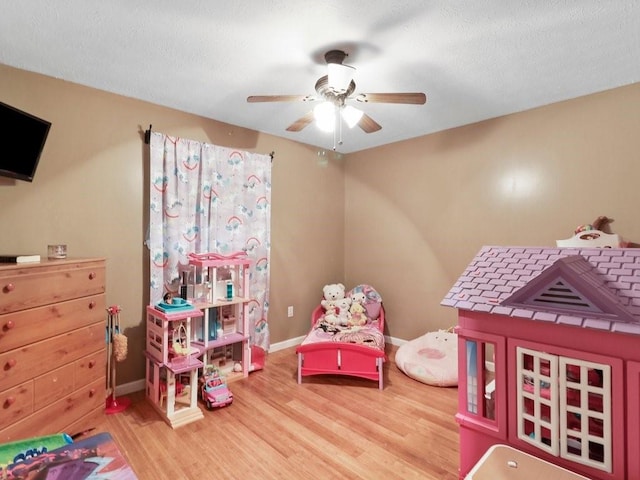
top-left (299, 319), bottom-right (385, 350)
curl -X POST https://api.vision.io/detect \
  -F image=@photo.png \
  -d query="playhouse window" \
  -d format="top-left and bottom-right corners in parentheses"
top-left (516, 345), bottom-right (612, 473)
top-left (465, 339), bottom-right (496, 420)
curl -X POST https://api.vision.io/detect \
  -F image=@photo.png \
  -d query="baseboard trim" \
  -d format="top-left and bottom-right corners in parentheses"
top-left (115, 379), bottom-right (146, 396)
top-left (269, 335), bottom-right (305, 351)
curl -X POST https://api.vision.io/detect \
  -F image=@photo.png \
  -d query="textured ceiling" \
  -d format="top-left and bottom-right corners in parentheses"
top-left (1, 1), bottom-right (639, 153)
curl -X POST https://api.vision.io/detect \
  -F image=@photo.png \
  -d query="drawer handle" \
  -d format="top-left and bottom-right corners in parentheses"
top-left (89, 360), bottom-right (96, 368)
top-left (6, 358), bottom-right (16, 368)
top-left (5, 396), bottom-right (16, 407)
top-left (89, 388), bottom-right (96, 397)
top-left (4, 320), bottom-right (15, 330)
top-left (89, 301), bottom-right (96, 309)
top-left (3, 283), bottom-right (15, 293)
top-left (89, 272), bottom-right (96, 280)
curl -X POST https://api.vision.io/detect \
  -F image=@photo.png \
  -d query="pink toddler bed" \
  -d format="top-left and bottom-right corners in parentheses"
top-left (296, 296), bottom-right (386, 389)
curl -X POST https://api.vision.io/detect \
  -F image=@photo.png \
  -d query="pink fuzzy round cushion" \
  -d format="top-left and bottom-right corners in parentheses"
top-left (395, 330), bottom-right (458, 387)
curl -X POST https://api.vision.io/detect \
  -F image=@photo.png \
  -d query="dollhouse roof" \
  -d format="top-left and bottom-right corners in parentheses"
top-left (441, 246), bottom-right (640, 335)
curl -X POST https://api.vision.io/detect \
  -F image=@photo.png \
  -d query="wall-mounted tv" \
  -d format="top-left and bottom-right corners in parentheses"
top-left (0, 101), bottom-right (52, 182)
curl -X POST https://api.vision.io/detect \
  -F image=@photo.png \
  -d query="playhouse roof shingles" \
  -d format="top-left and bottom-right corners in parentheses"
top-left (441, 246), bottom-right (640, 336)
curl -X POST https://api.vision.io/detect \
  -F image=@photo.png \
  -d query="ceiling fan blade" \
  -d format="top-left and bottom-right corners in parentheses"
top-left (358, 113), bottom-right (382, 133)
top-left (247, 95), bottom-right (316, 103)
top-left (286, 111), bottom-right (315, 132)
top-left (355, 92), bottom-right (427, 105)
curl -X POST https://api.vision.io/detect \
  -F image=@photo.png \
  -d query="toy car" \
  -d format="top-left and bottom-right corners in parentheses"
top-left (200, 369), bottom-right (233, 410)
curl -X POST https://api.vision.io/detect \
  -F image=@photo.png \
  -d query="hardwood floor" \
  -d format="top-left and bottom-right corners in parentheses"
top-left (94, 345), bottom-right (460, 479)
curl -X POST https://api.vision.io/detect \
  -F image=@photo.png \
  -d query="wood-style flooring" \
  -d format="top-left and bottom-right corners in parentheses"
top-left (94, 345), bottom-right (460, 479)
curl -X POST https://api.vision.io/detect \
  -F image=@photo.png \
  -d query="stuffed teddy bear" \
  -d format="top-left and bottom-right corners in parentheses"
top-left (322, 303), bottom-right (339, 325)
top-left (321, 283), bottom-right (346, 311)
top-left (348, 290), bottom-right (368, 326)
top-left (333, 297), bottom-right (352, 326)
top-left (350, 290), bottom-right (366, 306)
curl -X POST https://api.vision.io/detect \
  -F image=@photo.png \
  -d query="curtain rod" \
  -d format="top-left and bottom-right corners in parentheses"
top-left (144, 124), bottom-right (275, 161)
top-left (144, 124), bottom-right (152, 144)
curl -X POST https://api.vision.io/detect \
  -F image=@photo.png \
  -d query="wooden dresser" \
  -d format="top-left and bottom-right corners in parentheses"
top-left (0, 258), bottom-right (106, 442)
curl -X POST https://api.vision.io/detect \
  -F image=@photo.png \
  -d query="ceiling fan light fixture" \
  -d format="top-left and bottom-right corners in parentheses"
top-left (313, 102), bottom-right (336, 132)
top-left (327, 63), bottom-right (355, 93)
top-left (248, 49), bottom-right (427, 137)
top-left (341, 105), bottom-right (363, 129)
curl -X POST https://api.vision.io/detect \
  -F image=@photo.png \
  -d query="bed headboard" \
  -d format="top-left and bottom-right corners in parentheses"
top-left (556, 230), bottom-right (621, 248)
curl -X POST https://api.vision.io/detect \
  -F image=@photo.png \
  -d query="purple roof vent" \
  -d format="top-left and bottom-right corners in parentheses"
top-left (501, 255), bottom-right (636, 323)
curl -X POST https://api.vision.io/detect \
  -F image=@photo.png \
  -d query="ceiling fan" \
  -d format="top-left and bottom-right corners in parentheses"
top-left (247, 50), bottom-right (426, 139)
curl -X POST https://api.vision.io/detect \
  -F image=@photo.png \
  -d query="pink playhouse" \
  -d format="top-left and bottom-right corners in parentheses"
top-left (442, 246), bottom-right (640, 480)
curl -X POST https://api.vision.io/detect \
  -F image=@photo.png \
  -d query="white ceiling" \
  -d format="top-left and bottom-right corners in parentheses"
top-left (1, 1), bottom-right (639, 154)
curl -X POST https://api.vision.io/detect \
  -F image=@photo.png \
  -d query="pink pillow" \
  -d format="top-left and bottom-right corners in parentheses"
top-left (395, 330), bottom-right (458, 387)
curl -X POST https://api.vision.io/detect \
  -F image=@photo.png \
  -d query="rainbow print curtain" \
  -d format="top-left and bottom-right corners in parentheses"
top-left (147, 131), bottom-right (271, 355)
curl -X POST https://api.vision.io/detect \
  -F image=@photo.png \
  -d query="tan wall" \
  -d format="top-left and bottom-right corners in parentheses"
top-left (345, 82), bottom-right (640, 340)
top-left (2, 62), bottom-right (638, 384)
top-left (0, 64), bottom-right (345, 384)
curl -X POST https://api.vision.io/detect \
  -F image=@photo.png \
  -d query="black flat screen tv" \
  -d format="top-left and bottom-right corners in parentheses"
top-left (0, 101), bottom-right (52, 182)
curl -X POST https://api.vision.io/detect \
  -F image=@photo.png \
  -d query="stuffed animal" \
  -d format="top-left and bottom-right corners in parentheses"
top-left (349, 284), bottom-right (383, 320)
top-left (348, 301), bottom-right (368, 327)
top-left (321, 283), bottom-right (346, 311)
top-left (333, 297), bottom-right (352, 326)
top-left (575, 215), bottom-right (614, 235)
top-left (348, 290), bottom-right (368, 326)
top-left (574, 215), bottom-right (640, 248)
top-left (350, 290), bottom-right (367, 306)
top-left (323, 303), bottom-right (339, 325)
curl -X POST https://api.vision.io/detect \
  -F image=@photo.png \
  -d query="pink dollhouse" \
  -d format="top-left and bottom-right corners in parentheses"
top-left (442, 246), bottom-right (640, 480)
top-left (145, 305), bottom-right (205, 428)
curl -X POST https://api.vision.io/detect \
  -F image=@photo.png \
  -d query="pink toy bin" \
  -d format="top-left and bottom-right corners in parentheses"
top-left (465, 445), bottom-right (590, 480)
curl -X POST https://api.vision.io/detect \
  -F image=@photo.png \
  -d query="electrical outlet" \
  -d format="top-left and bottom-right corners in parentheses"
top-left (287, 306), bottom-right (294, 317)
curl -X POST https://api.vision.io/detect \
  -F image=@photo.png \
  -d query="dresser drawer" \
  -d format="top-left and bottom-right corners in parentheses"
top-left (0, 381), bottom-right (34, 431)
top-left (74, 349), bottom-right (105, 387)
top-left (0, 377), bottom-right (104, 443)
top-left (64, 405), bottom-right (105, 439)
top-left (0, 259), bottom-right (105, 314)
top-left (0, 322), bottom-right (104, 391)
top-left (34, 364), bottom-right (75, 411)
top-left (0, 294), bottom-right (105, 351)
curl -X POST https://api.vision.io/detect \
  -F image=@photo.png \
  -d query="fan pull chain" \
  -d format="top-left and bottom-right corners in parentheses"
top-left (332, 107), bottom-right (338, 151)
top-left (333, 106), bottom-right (345, 151)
